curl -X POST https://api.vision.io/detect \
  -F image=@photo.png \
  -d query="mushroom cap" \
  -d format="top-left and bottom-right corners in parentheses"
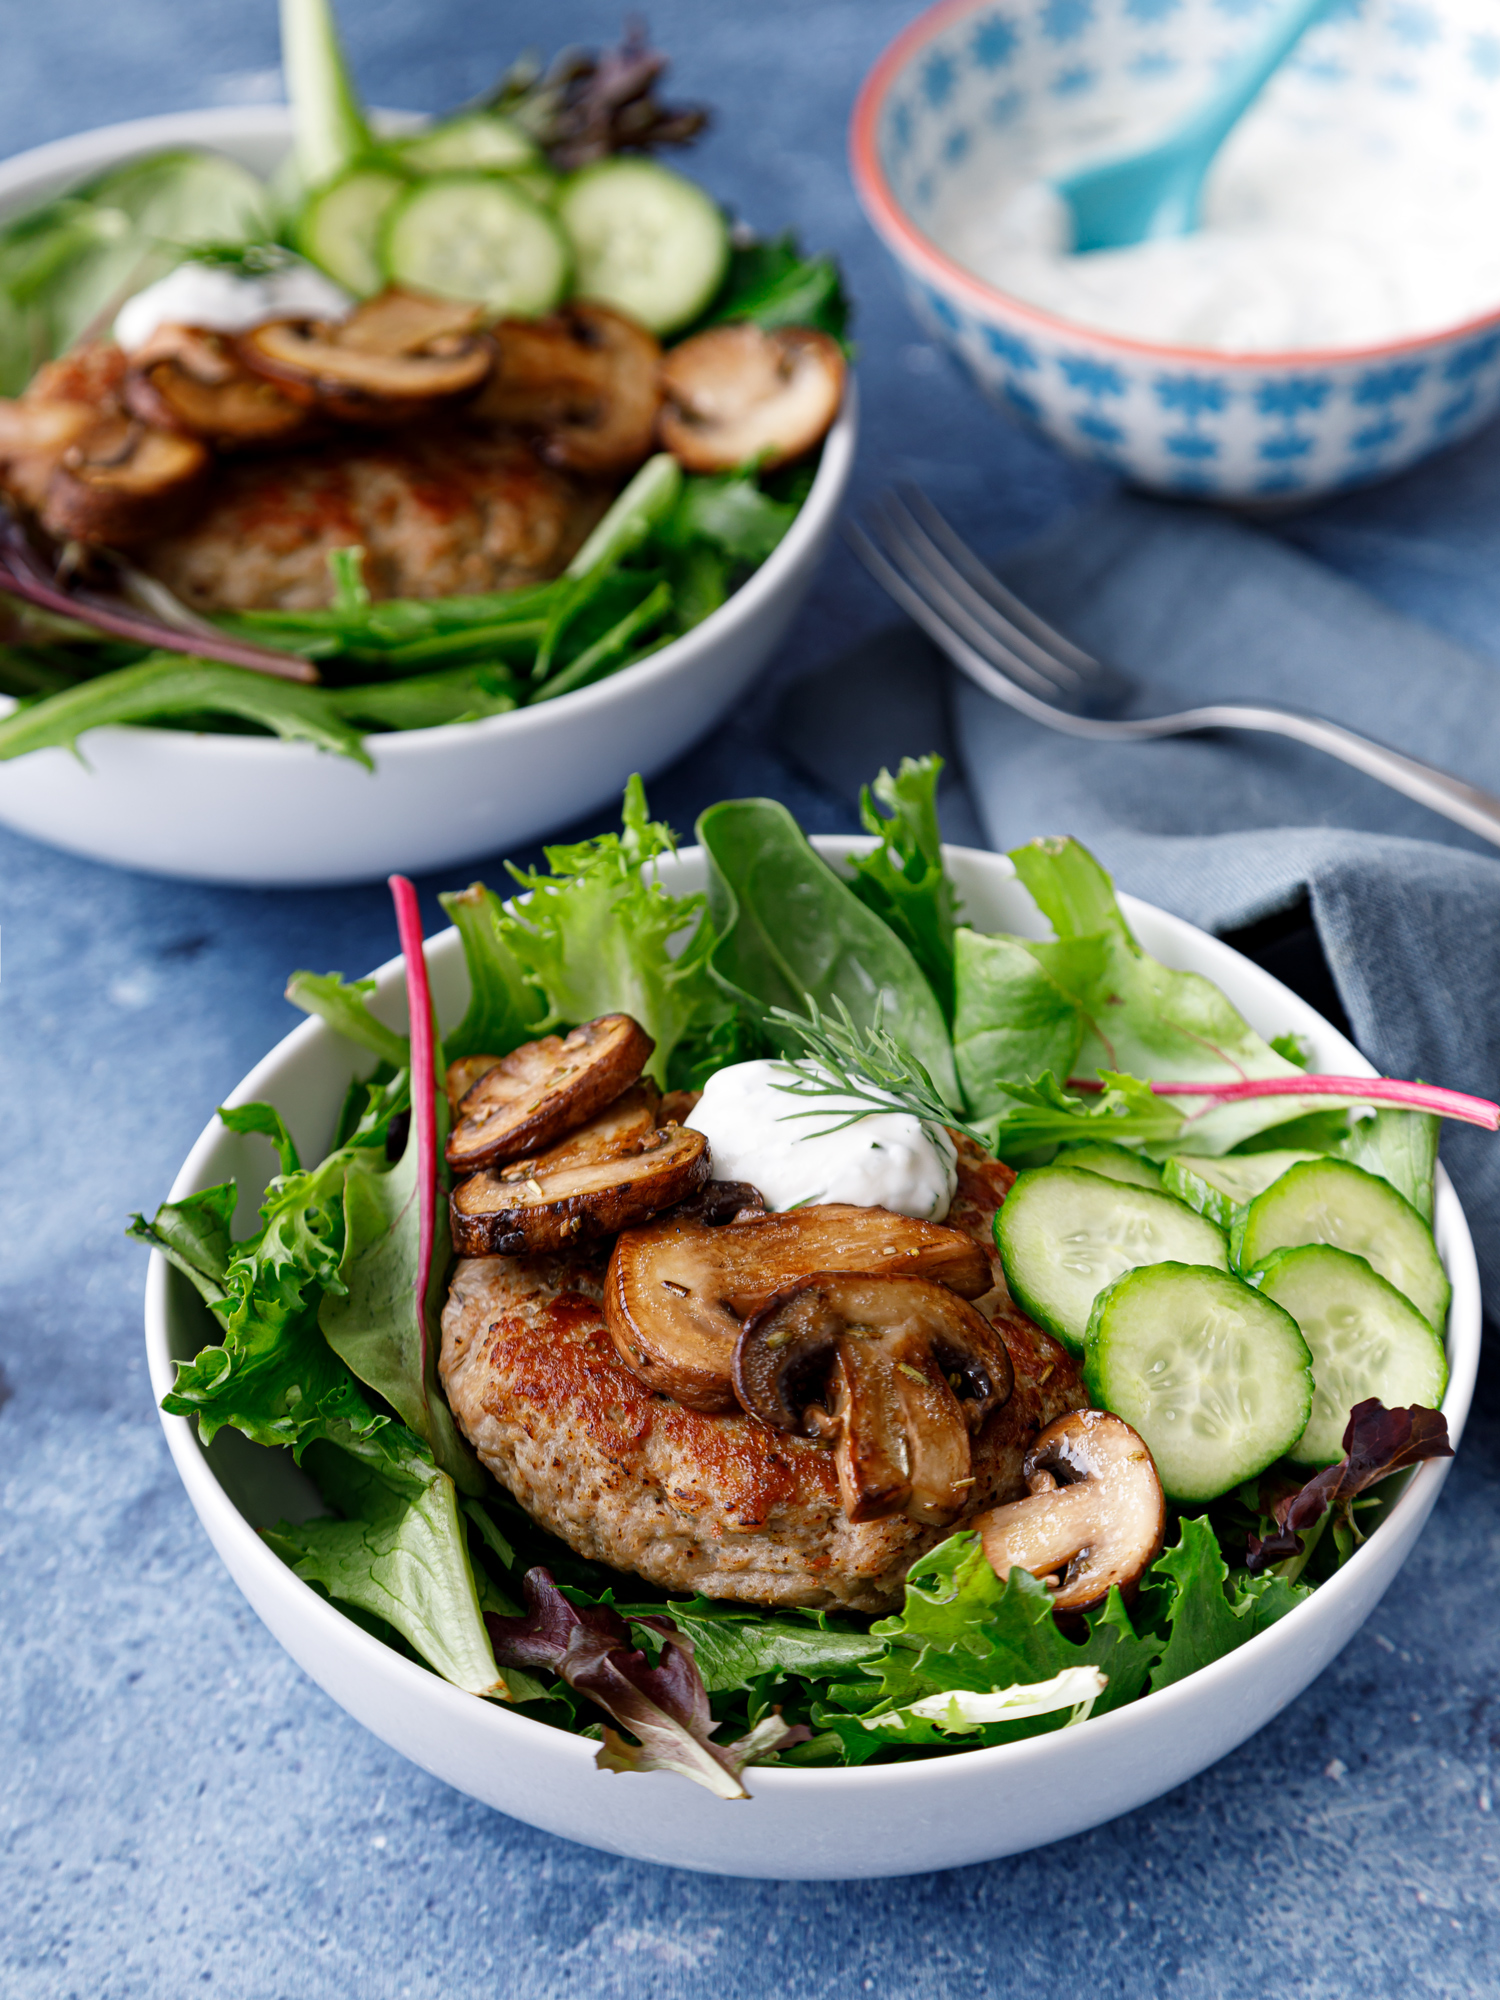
top-left (41, 415), bottom-right (210, 546)
top-left (123, 326), bottom-right (313, 449)
top-left (604, 1203), bottom-right (993, 1414)
top-left (474, 302), bottom-right (662, 476)
top-left (657, 323), bottom-right (845, 474)
top-left (734, 1272), bottom-right (1016, 1527)
top-left (973, 1409), bottom-right (1166, 1617)
top-left (237, 288), bottom-right (492, 424)
top-left (446, 1013), bottom-right (655, 1173)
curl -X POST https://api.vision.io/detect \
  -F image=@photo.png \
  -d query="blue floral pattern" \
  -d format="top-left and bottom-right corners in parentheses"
top-left (873, 0), bottom-right (1500, 499)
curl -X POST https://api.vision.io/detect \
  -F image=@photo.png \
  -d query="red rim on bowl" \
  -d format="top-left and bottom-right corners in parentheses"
top-left (849, 0), bottom-right (1500, 370)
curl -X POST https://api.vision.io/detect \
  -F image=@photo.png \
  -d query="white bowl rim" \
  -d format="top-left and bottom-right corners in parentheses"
top-left (0, 104), bottom-right (857, 763)
top-left (142, 837), bottom-right (1481, 1806)
top-left (849, 0), bottom-right (1500, 373)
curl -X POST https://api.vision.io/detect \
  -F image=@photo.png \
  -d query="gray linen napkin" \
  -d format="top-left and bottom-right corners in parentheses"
top-left (780, 498), bottom-right (1500, 1297)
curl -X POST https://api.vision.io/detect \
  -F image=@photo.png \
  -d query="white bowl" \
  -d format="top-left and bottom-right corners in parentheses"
top-left (851, 0), bottom-right (1500, 503)
top-left (0, 108), bottom-right (856, 886)
top-left (143, 837), bottom-right (1480, 1879)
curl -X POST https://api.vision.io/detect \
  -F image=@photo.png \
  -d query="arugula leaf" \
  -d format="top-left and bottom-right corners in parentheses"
top-left (437, 881), bottom-right (546, 1063)
top-left (269, 1442), bottom-right (505, 1696)
top-left (1009, 837), bottom-right (1312, 1155)
top-left (127, 1180), bottom-right (237, 1309)
top-left (487, 1569), bottom-right (808, 1797)
top-left (283, 971), bottom-right (408, 1069)
top-left (0, 655), bottom-right (370, 765)
top-left (697, 795), bottom-right (960, 1105)
top-left (1148, 1514), bottom-right (1310, 1690)
top-left (846, 756), bottom-right (960, 1022)
top-left (499, 774), bottom-right (731, 1086)
top-left (318, 1106), bottom-right (482, 1494)
top-left (704, 232), bottom-right (849, 338)
top-left (328, 665), bottom-right (519, 731)
top-left (952, 929), bottom-right (1082, 1125)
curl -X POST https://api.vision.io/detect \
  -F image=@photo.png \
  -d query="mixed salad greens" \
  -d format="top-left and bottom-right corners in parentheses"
top-left (0, 0), bottom-right (848, 761)
top-left (134, 763), bottom-right (1476, 1796)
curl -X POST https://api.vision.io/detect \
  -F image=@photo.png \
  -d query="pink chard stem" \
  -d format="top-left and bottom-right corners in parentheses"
top-left (389, 875), bottom-right (438, 1378)
top-left (1066, 1073), bottom-right (1499, 1131)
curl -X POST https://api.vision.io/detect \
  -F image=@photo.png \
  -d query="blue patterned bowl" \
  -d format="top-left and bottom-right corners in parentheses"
top-left (851, 0), bottom-right (1500, 501)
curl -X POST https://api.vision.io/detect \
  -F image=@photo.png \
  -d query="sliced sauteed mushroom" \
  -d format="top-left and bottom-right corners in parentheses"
top-left (734, 1273), bottom-right (1015, 1526)
top-left (0, 397), bottom-right (104, 512)
top-left (237, 288), bottom-right (491, 424)
top-left (41, 416), bottom-right (210, 545)
top-left (657, 323), bottom-right (845, 474)
top-left (604, 1204), bottom-right (991, 1414)
top-left (446, 1013), bottom-right (654, 1173)
top-left (450, 1116), bottom-right (708, 1256)
top-left (122, 325), bottom-right (313, 448)
top-left (474, 302), bottom-right (661, 475)
top-left (972, 1410), bottom-right (1166, 1616)
top-left (445, 1053), bottom-right (509, 1118)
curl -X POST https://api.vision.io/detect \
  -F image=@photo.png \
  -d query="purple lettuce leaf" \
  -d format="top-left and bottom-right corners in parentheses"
top-left (1246, 1400), bottom-right (1452, 1572)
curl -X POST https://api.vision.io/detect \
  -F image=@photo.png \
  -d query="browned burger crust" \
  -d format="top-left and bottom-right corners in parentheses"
top-left (440, 1141), bottom-right (1086, 1612)
top-left (136, 425), bottom-right (610, 610)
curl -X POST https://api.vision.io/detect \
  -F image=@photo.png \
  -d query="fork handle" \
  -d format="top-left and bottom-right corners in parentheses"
top-left (933, 608), bottom-right (1500, 849)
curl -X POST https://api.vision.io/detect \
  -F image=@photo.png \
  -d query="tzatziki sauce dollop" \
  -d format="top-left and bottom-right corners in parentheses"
top-left (684, 1060), bottom-right (958, 1221)
top-left (114, 256), bottom-right (353, 352)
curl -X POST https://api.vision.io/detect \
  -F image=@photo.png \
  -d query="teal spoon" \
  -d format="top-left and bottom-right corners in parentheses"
top-left (1054, 0), bottom-right (1331, 254)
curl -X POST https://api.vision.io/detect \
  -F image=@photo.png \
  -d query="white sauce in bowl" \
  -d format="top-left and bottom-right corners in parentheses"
top-left (685, 1059), bottom-right (957, 1220)
top-left (114, 257), bottom-right (352, 351)
top-left (937, 118), bottom-right (1500, 353)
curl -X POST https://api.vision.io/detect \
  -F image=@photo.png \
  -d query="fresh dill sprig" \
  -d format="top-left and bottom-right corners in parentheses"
top-left (171, 241), bottom-right (302, 275)
top-left (766, 998), bottom-right (984, 1148)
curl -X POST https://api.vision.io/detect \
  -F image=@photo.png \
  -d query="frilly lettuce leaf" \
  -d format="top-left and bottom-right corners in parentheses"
top-left (436, 880), bottom-right (546, 1063)
top-left (1148, 1514), bottom-right (1310, 1690)
top-left (846, 754), bottom-right (961, 1023)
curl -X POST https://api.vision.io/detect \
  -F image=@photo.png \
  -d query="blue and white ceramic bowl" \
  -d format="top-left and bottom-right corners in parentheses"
top-left (852, 0), bottom-right (1500, 502)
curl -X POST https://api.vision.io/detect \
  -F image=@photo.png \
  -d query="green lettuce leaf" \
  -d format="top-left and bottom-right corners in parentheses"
top-left (498, 774), bottom-right (732, 1086)
top-left (846, 755), bottom-right (961, 1022)
top-left (1147, 1514), bottom-right (1310, 1691)
top-left (704, 232), bottom-right (849, 338)
top-left (268, 1442), bottom-right (504, 1696)
top-left (437, 881), bottom-right (547, 1063)
top-left (127, 1179), bottom-right (237, 1310)
top-left (952, 929), bottom-right (1082, 1125)
top-left (612, 1598), bottom-right (882, 1695)
top-left (1339, 1106), bottom-right (1440, 1224)
top-left (697, 795), bottom-right (959, 1105)
top-left (985, 1069), bottom-right (1183, 1159)
top-left (218, 1100), bottom-right (301, 1176)
top-left (283, 970), bottom-right (409, 1069)
top-left (666, 472), bottom-right (800, 565)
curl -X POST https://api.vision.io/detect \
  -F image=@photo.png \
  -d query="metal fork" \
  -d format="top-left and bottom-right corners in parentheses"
top-left (846, 486), bottom-right (1500, 850)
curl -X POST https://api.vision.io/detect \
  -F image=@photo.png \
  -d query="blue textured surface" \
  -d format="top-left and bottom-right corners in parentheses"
top-left (1, 3), bottom-right (1498, 1995)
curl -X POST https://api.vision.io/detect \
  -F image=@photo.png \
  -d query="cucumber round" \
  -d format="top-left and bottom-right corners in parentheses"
top-left (1163, 1149), bottom-right (1320, 1231)
top-left (557, 158), bottom-right (728, 334)
top-left (397, 113), bottom-right (539, 173)
top-left (296, 164), bottom-right (408, 295)
top-left (995, 1166), bottom-right (1228, 1354)
top-left (1084, 1263), bottom-right (1313, 1504)
top-left (1054, 1142), bottom-right (1163, 1190)
top-left (1250, 1243), bottom-right (1449, 1465)
top-left (1231, 1157), bottom-right (1449, 1332)
top-left (382, 172), bottom-right (569, 317)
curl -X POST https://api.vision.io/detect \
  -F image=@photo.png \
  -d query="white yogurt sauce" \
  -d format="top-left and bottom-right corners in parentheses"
top-left (685, 1060), bottom-right (958, 1221)
top-left (937, 117), bottom-right (1500, 352)
top-left (114, 257), bottom-right (352, 351)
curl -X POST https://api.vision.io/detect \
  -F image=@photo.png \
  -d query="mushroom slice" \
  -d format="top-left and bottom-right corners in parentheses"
top-left (657, 324), bottom-right (845, 474)
top-left (450, 1118), bottom-right (708, 1257)
top-left (475, 303), bottom-right (662, 476)
top-left (445, 1013), bottom-right (655, 1173)
top-left (734, 1273), bottom-right (1015, 1526)
top-left (41, 416), bottom-right (210, 546)
top-left (445, 1053), bottom-right (508, 1118)
top-left (604, 1204), bottom-right (991, 1414)
top-left (123, 326), bottom-right (312, 448)
top-left (972, 1410), bottom-right (1166, 1617)
top-left (237, 288), bottom-right (491, 424)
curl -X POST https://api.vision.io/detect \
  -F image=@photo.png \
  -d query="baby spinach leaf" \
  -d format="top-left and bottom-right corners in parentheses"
top-left (438, 881), bottom-right (547, 1063)
top-left (952, 929), bottom-right (1082, 1125)
top-left (846, 756), bottom-right (960, 1022)
top-left (269, 1442), bottom-right (505, 1696)
top-left (697, 795), bottom-right (959, 1105)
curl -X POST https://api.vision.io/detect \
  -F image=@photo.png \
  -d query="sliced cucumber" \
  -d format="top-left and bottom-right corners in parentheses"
top-left (1054, 1142), bottom-right (1162, 1190)
top-left (1084, 1263), bottom-right (1312, 1504)
top-left (382, 173), bottom-right (569, 317)
top-left (1251, 1244), bottom-right (1449, 1465)
top-left (995, 1166), bottom-right (1227, 1354)
top-left (296, 165), bottom-right (408, 295)
top-left (557, 158), bottom-right (728, 334)
top-left (1163, 1149), bottom-right (1320, 1230)
top-left (1231, 1157), bottom-right (1449, 1332)
top-left (397, 113), bottom-right (538, 173)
